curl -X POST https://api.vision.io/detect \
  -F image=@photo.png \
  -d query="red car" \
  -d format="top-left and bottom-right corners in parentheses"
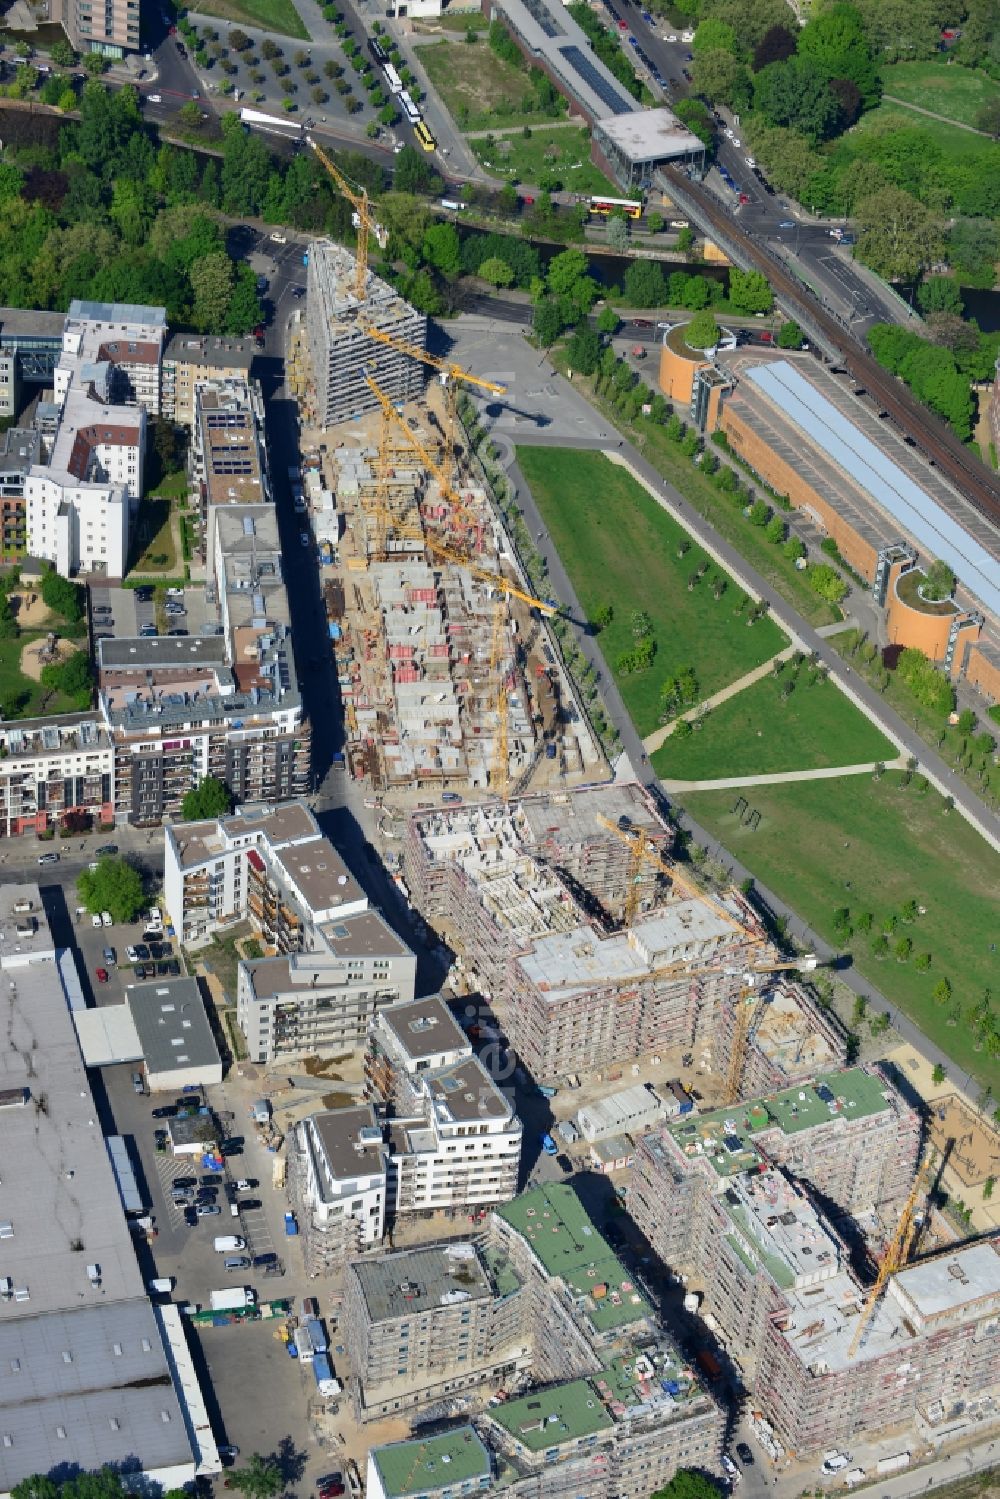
top-left (617, 17), bottom-right (628, 27)
top-left (632, 318), bottom-right (652, 328)
top-left (317, 1476), bottom-right (344, 1499)
top-left (95, 967), bottom-right (109, 984)
top-left (738, 193), bottom-right (750, 204)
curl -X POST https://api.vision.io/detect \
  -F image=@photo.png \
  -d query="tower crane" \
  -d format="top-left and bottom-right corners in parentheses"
top-left (488, 599), bottom-right (510, 800)
top-left (540, 952), bottom-right (815, 994)
top-left (847, 1149), bottom-right (936, 1360)
top-left (307, 136), bottom-right (386, 302)
top-left (596, 813), bottom-right (763, 940)
top-left (361, 322), bottom-right (507, 487)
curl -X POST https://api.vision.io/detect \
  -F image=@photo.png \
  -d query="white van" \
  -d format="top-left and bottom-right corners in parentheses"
top-left (213, 1235), bottom-right (246, 1253)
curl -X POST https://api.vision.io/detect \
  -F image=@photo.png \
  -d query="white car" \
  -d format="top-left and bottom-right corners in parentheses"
top-left (724, 127), bottom-right (734, 139)
top-left (822, 1455), bottom-right (850, 1475)
top-left (745, 155), bottom-right (755, 168)
top-left (733, 137), bottom-right (741, 148)
top-left (126, 945), bottom-right (140, 963)
top-left (166, 587), bottom-right (184, 598)
top-left (270, 231), bottom-right (287, 244)
top-left (91, 913), bottom-right (103, 929)
top-left (721, 1455), bottom-right (741, 1484)
top-left (147, 93), bottom-right (162, 103)
top-left (101, 911), bottom-right (113, 927)
top-left (667, 33), bottom-right (677, 41)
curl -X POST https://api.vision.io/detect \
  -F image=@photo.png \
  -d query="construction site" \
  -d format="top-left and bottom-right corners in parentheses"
top-left (399, 784), bottom-right (843, 1086)
top-left (286, 145), bottom-right (602, 800)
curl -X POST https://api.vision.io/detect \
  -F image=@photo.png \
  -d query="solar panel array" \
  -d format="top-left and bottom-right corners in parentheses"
top-left (746, 362), bottom-right (1000, 619)
top-left (559, 44), bottom-right (635, 114)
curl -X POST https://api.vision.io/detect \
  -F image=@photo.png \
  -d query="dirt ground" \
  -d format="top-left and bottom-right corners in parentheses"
top-left (19, 634), bottom-right (80, 682)
top-left (10, 591), bottom-right (52, 629)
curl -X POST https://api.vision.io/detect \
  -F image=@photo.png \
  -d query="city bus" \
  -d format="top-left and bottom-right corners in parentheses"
top-left (383, 62), bottom-right (403, 95)
top-left (414, 119), bottom-right (437, 153)
top-left (399, 90), bottom-right (421, 125)
top-left (367, 37), bottom-right (389, 65)
top-left (589, 195), bottom-right (643, 219)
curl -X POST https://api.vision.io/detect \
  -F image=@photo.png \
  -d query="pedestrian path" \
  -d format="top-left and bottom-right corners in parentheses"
top-left (660, 753), bottom-right (909, 793)
top-left (642, 647), bottom-right (796, 754)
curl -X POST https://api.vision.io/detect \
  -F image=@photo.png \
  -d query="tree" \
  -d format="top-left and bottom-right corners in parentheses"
top-left (533, 298), bottom-right (565, 348)
top-left (478, 256), bottom-right (515, 288)
top-left (40, 570), bottom-right (84, 622)
top-left (566, 325), bottom-right (601, 376)
top-left (777, 319), bottom-right (804, 349)
top-left (896, 648), bottom-right (955, 716)
top-left (854, 187), bottom-right (943, 284)
top-left (189, 251), bottom-right (234, 333)
top-left (546, 247), bottom-right (589, 297)
top-left (607, 215), bottom-right (630, 252)
top-left (623, 259), bottom-right (666, 308)
top-left (593, 603), bottom-right (614, 631)
top-left (798, 3), bottom-right (880, 109)
top-left (181, 775), bottom-right (232, 822)
top-left (228, 1455), bottom-right (285, 1499)
top-left (728, 268), bottom-right (773, 314)
top-left (691, 49), bottom-right (751, 110)
top-left (917, 275), bottom-right (963, 317)
top-left (84, 51), bottom-right (109, 75)
top-left (77, 858), bottom-right (145, 923)
top-left (685, 310), bottom-right (717, 351)
top-left (41, 651), bottom-right (92, 703)
top-left (931, 1062), bottom-right (946, 1086)
top-left (948, 217), bottom-right (1000, 283)
top-left (807, 563), bottom-right (848, 604)
top-left (596, 305), bottom-right (620, 336)
top-left (421, 221), bottom-right (461, 278)
top-left (652, 1471), bottom-right (724, 1499)
top-left (753, 25), bottom-right (797, 70)
top-left (895, 936), bottom-right (912, 962)
top-left (933, 977), bottom-right (953, 1006)
top-left (922, 559), bottom-right (955, 601)
top-left (753, 56), bottom-right (841, 141)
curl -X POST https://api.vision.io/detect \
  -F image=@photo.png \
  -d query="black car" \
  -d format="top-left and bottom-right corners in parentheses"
top-left (150, 942), bottom-right (164, 960)
top-left (157, 961), bottom-right (170, 976)
top-left (253, 1252), bottom-right (277, 1268)
top-left (183, 1207), bottom-right (199, 1226)
top-left (96, 843), bottom-right (118, 855)
top-left (239, 1198), bottom-right (262, 1211)
top-left (168, 628), bottom-right (188, 636)
top-left (135, 943), bottom-right (150, 961)
top-left (166, 959), bottom-right (181, 976)
top-left (135, 962), bottom-right (152, 979)
top-left (195, 1189), bottom-right (217, 1204)
top-left (735, 1443), bottom-right (754, 1466)
top-left (152, 1104), bottom-right (177, 1118)
top-left (200, 1173), bottom-right (222, 1188)
top-left (160, 941), bottom-right (173, 956)
top-left (174, 1176), bottom-right (197, 1190)
top-left (134, 587), bottom-right (153, 602)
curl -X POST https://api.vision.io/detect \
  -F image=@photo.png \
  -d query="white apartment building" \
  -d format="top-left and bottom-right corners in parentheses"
top-left (57, 300), bottom-right (167, 414)
top-left (0, 714), bottom-right (115, 838)
top-left (26, 467), bottom-right (131, 577)
top-left (293, 997), bottom-right (522, 1271)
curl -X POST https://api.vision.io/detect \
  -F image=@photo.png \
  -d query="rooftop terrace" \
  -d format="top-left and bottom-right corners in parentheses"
top-left (371, 1427), bottom-right (491, 1498)
top-left (490, 1379), bottom-right (613, 1452)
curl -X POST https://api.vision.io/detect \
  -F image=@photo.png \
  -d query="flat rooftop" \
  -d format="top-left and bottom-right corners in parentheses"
top-left (370, 1427), bottom-right (491, 1498)
top-left (0, 885), bottom-right (56, 963)
top-left (743, 361), bottom-right (1000, 618)
top-left (380, 995), bottom-right (468, 1061)
top-left (890, 1240), bottom-right (1000, 1326)
top-left (423, 1055), bottom-right (515, 1125)
top-left (723, 1169), bottom-right (841, 1291)
top-left (170, 800), bottom-right (321, 869)
top-left (309, 1105), bottom-right (385, 1184)
top-left (492, 0), bottom-right (636, 119)
top-left (270, 840), bottom-right (367, 918)
top-left (518, 902), bottom-right (738, 996)
top-left (126, 977), bottom-right (221, 1075)
top-left (668, 1066), bottom-right (895, 1177)
top-left (491, 1378), bottom-right (613, 1451)
top-left (98, 635), bottom-right (229, 671)
top-left (595, 106), bottom-right (703, 162)
top-left (497, 1184), bottom-right (651, 1333)
top-left (351, 1243), bottom-right (495, 1323)
top-left (165, 333), bottom-right (256, 369)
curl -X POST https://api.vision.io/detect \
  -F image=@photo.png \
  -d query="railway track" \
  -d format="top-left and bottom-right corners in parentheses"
top-left (664, 168), bottom-right (1000, 532)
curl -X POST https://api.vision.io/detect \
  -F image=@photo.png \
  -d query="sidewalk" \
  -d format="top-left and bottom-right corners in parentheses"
top-left (661, 755), bottom-right (909, 793)
top-left (643, 647), bottom-right (795, 754)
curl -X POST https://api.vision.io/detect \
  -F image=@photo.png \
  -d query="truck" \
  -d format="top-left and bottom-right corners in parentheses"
top-left (304, 1316), bottom-right (327, 1354)
top-left (284, 1211), bottom-right (299, 1236)
top-left (695, 1348), bottom-right (722, 1381)
top-left (311, 1353), bottom-right (342, 1399)
top-left (210, 1288), bottom-right (256, 1312)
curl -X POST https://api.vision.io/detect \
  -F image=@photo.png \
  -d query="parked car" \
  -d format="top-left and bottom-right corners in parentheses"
top-left (95, 966), bottom-right (109, 984)
top-left (135, 943), bottom-right (150, 960)
top-left (196, 1204), bottom-right (221, 1217)
top-left (38, 852), bottom-right (60, 865)
top-left (96, 843), bottom-right (118, 855)
top-left (132, 1072), bottom-right (145, 1094)
top-left (235, 1178), bottom-right (258, 1191)
top-left (101, 911), bottom-right (113, 927)
top-left (140, 625), bottom-right (158, 637)
top-left (166, 959), bottom-right (181, 976)
top-left (735, 1443), bottom-right (754, 1466)
top-left (152, 1105), bottom-right (177, 1118)
top-left (91, 913), bottom-right (103, 928)
top-left (173, 1177), bottom-right (197, 1190)
top-left (239, 1198), bottom-right (262, 1211)
top-left (722, 1454), bottom-right (740, 1483)
top-left (102, 947), bottom-right (116, 966)
top-left (166, 587), bottom-right (184, 598)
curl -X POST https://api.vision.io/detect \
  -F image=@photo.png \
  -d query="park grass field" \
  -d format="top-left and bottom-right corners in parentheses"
top-left (0, 634), bottom-right (88, 719)
top-left (193, 0), bottom-right (308, 39)
top-left (419, 36), bottom-right (541, 130)
top-left (470, 124), bottom-right (618, 195)
top-left (515, 447), bottom-right (787, 737)
top-left (880, 59), bottom-right (1000, 128)
top-left (682, 776), bottom-right (1000, 1090)
top-left (840, 102), bottom-right (996, 160)
top-left (652, 672), bottom-right (895, 780)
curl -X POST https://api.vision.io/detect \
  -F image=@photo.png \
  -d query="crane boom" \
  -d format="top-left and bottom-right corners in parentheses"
top-left (307, 136), bottom-right (375, 301)
top-left (362, 323), bottom-right (508, 396)
top-left (847, 1151), bottom-right (935, 1360)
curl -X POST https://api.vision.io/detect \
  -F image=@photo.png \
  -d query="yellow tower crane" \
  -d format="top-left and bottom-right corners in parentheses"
top-left (847, 1150), bottom-right (936, 1360)
top-left (595, 813), bottom-right (763, 938)
top-left (307, 136), bottom-right (386, 302)
top-left (488, 600), bottom-right (510, 801)
top-left (361, 322), bottom-right (508, 488)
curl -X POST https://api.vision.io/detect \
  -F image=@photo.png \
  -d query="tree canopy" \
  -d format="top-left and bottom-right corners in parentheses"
top-left (180, 775), bottom-right (233, 822)
top-left (77, 858), bottom-right (145, 923)
top-left (40, 570), bottom-right (84, 621)
top-left (652, 1470), bottom-right (724, 1499)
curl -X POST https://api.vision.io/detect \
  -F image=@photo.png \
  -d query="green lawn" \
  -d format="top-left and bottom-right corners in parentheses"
top-left (653, 672), bottom-right (896, 780)
top-left (550, 354), bottom-right (842, 629)
top-left (682, 776), bottom-right (1000, 1091)
top-left (471, 124), bottom-right (617, 195)
top-left (880, 60), bottom-right (1000, 128)
top-left (515, 447), bottom-right (787, 737)
top-left (838, 103), bottom-right (995, 160)
top-left (192, 0), bottom-right (308, 39)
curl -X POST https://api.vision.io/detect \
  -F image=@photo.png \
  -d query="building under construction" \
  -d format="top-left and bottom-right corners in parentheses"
top-left (628, 1106), bottom-right (1000, 1455)
top-left (305, 239), bottom-right (427, 428)
top-left (402, 785), bottom-right (778, 1082)
top-left (715, 981), bottom-right (847, 1100)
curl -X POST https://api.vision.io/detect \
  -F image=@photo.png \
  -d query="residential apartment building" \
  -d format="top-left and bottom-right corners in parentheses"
top-left (291, 995), bottom-right (521, 1269)
top-left (305, 239), bottom-right (426, 428)
top-left (57, 300), bottom-right (166, 411)
top-left (0, 308), bottom-right (65, 418)
top-left (164, 800), bottom-right (370, 950)
top-left (350, 1183), bottom-right (726, 1495)
top-left (162, 334), bottom-right (256, 425)
top-left (345, 1243), bottom-right (533, 1420)
top-left (0, 425), bottom-right (40, 562)
top-left (403, 785), bottom-right (772, 1082)
top-left (628, 1066), bottom-right (921, 1276)
top-left (0, 714), bottom-right (114, 839)
top-left (293, 1104), bottom-right (388, 1266)
top-left (55, 0), bottom-right (141, 56)
top-left (191, 378), bottom-right (271, 534)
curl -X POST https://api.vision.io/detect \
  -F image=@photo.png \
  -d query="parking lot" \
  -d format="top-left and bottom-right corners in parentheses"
top-left (73, 903), bottom-right (181, 1003)
top-left (90, 584), bottom-right (214, 645)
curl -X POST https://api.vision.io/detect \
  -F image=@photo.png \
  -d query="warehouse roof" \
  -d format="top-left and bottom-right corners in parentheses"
top-left (371, 1427), bottom-right (491, 1498)
top-left (745, 362), bottom-right (1000, 618)
top-left (127, 977), bottom-right (221, 1077)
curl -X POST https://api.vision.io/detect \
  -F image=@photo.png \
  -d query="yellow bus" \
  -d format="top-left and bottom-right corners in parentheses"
top-left (414, 120), bottom-right (437, 153)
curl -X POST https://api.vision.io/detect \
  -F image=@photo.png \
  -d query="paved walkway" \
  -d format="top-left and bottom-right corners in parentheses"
top-left (883, 93), bottom-right (992, 136)
top-left (643, 648), bottom-right (795, 753)
top-left (662, 754), bottom-right (909, 792)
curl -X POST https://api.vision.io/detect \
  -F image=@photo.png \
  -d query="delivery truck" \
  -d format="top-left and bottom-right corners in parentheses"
top-left (210, 1287), bottom-right (257, 1312)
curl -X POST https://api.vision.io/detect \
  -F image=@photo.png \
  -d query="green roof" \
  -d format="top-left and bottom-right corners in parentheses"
top-left (490, 1380), bottom-right (613, 1452)
top-left (596, 1348), bottom-right (698, 1408)
top-left (372, 1427), bottom-right (491, 1497)
top-left (496, 1184), bottom-right (650, 1331)
top-left (667, 1067), bottom-right (891, 1176)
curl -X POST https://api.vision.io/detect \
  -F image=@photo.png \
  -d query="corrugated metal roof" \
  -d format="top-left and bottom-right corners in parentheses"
top-left (745, 361), bottom-right (1000, 618)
